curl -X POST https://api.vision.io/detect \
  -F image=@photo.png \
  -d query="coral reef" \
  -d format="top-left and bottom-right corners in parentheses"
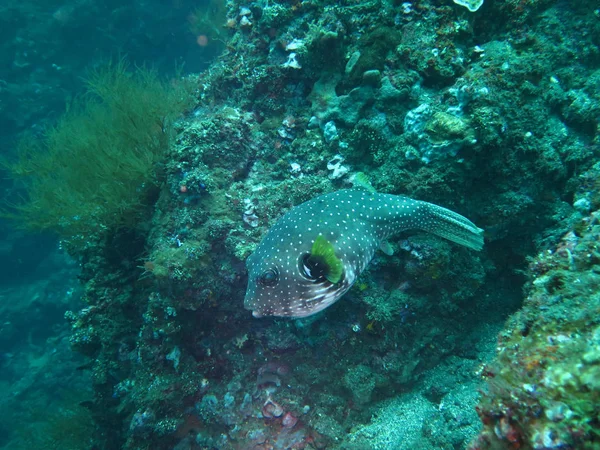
top-left (59, 0), bottom-right (599, 447)
top-left (470, 166), bottom-right (600, 449)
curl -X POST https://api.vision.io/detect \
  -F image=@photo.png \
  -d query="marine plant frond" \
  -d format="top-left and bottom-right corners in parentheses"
top-left (3, 59), bottom-right (194, 244)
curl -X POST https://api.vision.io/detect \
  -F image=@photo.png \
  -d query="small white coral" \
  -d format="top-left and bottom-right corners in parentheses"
top-left (239, 15), bottom-right (252, 27)
top-left (285, 39), bottom-right (305, 51)
top-left (290, 162), bottom-right (302, 176)
top-left (452, 0), bottom-right (483, 12)
top-left (282, 52), bottom-right (301, 69)
top-left (243, 198), bottom-right (259, 227)
top-left (327, 154), bottom-right (349, 180)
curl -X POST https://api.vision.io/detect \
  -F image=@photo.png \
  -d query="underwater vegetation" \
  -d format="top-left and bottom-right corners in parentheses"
top-left (3, 60), bottom-right (191, 245)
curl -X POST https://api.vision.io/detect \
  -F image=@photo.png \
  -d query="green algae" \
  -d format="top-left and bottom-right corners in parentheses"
top-left (3, 59), bottom-right (191, 243)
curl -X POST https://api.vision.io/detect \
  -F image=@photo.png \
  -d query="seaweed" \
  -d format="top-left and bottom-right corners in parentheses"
top-left (3, 59), bottom-right (191, 244)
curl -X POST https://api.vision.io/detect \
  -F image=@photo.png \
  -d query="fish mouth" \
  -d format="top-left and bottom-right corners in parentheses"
top-left (244, 270), bottom-right (349, 318)
top-left (243, 282), bottom-right (257, 310)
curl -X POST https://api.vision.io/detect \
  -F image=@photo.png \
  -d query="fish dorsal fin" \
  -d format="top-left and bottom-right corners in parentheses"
top-left (307, 235), bottom-right (343, 284)
top-left (350, 172), bottom-right (376, 193)
top-left (379, 240), bottom-right (394, 256)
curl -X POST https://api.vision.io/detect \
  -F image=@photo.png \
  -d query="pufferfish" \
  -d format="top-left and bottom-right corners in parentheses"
top-left (244, 189), bottom-right (483, 318)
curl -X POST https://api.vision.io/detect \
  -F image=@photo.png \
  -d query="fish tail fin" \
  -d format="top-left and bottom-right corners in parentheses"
top-left (421, 202), bottom-right (484, 251)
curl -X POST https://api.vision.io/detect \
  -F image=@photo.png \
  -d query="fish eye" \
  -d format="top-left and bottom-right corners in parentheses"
top-left (258, 268), bottom-right (278, 287)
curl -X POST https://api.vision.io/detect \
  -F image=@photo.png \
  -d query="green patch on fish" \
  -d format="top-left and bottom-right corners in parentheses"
top-left (244, 189), bottom-right (483, 318)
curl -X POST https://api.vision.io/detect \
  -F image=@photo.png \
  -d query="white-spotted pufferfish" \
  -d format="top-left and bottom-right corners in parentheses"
top-left (244, 189), bottom-right (483, 318)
